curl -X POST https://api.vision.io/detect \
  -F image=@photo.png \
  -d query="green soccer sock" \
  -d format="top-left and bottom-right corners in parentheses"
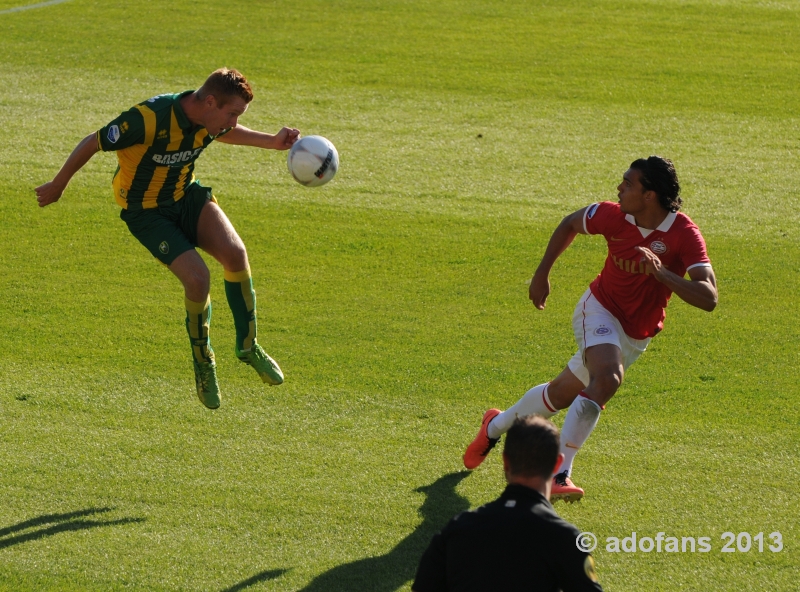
top-left (185, 295), bottom-right (214, 363)
top-left (224, 268), bottom-right (257, 352)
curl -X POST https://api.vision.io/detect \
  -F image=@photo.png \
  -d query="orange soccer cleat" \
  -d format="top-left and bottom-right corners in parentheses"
top-left (551, 472), bottom-right (584, 503)
top-left (463, 408), bottom-right (502, 469)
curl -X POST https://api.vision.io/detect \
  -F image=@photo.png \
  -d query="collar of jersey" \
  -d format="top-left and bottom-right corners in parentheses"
top-left (501, 483), bottom-right (550, 506)
top-left (172, 90), bottom-right (196, 130)
top-left (625, 211), bottom-right (677, 238)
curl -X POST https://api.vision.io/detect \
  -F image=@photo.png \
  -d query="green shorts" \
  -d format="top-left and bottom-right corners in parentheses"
top-left (120, 183), bottom-right (216, 266)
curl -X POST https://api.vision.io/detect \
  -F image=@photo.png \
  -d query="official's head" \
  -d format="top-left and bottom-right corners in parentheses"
top-left (502, 415), bottom-right (562, 482)
top-left (629, 155), bottom-right (682, 213)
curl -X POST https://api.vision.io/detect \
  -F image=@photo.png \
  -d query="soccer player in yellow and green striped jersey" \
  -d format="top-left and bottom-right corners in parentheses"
top-left (35, 68), bottom-right (300, 409)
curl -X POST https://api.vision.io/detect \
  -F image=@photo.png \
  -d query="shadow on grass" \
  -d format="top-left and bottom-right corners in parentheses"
top-left (220, 568), bottom-right (289, 592)
top-left (298, 471), bottom-right (471, 592)
top-left (0, 507), bottom-right (145, 550)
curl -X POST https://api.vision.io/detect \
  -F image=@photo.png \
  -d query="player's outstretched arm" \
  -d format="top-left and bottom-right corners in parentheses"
top-left (216, 125), bottom-right (300, 150)
top-left (35, 133), bottom-right (100, 207)
top-left (529, 207), bottom-right (589, 310)
top-left (635, 246), bottom-right (718, 311)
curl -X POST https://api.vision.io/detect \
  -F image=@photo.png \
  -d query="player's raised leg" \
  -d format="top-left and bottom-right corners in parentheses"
top-left (463, 367), bottom-right (584, 469)
top-left (489, 367), bottom-right (588, 436)
top-left (170, 250), bottom-right (220, 409)
top-left (197, 201), bottom-right (283, 385)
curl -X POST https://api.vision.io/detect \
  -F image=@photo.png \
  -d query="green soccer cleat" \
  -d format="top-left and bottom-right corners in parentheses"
top-left (236, 340), bottom-right (284, 385)
top-left (193, 359), bottom-right (221, 409)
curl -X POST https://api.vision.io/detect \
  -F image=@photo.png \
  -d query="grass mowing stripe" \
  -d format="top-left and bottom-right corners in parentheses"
top-left (0, 0), bottom-right (71, 13)
top-left (1, 1), bottom-right (799, 117)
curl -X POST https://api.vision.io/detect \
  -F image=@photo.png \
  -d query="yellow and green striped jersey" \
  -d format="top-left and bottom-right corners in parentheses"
top-left (97, 91), bottom-right (228, 210)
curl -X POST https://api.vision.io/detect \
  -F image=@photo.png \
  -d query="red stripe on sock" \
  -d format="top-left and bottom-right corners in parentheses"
top-left (542, 386), bottom-right (556, 413)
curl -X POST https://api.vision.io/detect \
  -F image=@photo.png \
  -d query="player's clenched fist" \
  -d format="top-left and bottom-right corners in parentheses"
top-left (529, 271), bottom-right (551, 310)
top-left (274, 127), bottom-right (300, 150)
top-left (35, 181), bottom-right (65, 207)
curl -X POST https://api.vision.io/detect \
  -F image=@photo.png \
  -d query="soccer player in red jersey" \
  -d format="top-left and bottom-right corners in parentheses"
top-left (463, 156), bottom-right (718, 501)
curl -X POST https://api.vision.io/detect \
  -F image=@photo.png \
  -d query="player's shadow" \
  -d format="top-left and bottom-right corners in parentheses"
top-left (220, 568), bottom-right (289, 592)
top-left (0, 507), bottom-right (145, 550)
top-left (298, 471), bottom-right (471, 592)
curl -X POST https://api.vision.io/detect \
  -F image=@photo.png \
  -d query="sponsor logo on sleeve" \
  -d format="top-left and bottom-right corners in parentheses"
top-left (587, 203), bottom-right (600, 219)
top-left (107, 125), bottom-right (120, 144)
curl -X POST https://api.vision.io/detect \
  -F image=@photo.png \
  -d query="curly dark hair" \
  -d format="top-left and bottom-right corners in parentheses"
top-left (197, 67), bottom-right (254, 107)
top-left (630, 156), bottom-right (682, 212)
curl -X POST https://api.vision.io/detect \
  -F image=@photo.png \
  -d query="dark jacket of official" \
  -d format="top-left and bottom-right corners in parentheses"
top-left (412, 484), bottom-right (603, 592)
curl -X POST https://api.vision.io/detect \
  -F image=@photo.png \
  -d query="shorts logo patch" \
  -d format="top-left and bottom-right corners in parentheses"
top-left (650, 240), bottom-right (668, 254)
top-left (587, 203), bottom-right (600, 219)
top-left (107, 125), bottom-right (120, 144)
top-left (594, 326), bottom-right (612, 336)
top-left (159, 241), bottom-right (169, 255)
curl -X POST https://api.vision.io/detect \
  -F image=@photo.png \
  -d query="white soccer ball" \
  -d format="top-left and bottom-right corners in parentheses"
top-left (287, 135), bottom-right (339, 187)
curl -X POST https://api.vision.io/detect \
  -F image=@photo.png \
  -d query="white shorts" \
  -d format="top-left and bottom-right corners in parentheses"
top-left (567, 289), bottom-right (650, 386)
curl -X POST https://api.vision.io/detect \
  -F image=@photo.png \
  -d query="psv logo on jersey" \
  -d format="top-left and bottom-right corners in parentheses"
top-left (650, 240), bottom-right (668, 254)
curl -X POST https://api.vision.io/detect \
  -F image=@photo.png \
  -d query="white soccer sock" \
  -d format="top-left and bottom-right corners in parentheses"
top-left (486, 383), bottom-right (559, 440)
top-left (559, 394), bottom-right (602, 476)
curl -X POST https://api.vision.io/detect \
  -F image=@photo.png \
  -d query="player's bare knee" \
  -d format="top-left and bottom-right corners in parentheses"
top-left (222, 242), bottom-right (249, 272)
top-left (182, 267), bottom-right (210, 299)
top-left (591, 368), bottom-right (623, 398)
top-left (233, 243), bottom-right (249, 269)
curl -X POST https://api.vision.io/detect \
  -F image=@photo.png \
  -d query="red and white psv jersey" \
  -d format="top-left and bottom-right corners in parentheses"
top-left (583, 201), bottom-right (711, 340)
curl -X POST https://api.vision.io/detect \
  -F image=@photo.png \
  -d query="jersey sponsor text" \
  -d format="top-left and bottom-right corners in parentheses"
top-left (152, 148), bottom-right (204, 166)
top-left (611, 254), bottom-right (653, 275)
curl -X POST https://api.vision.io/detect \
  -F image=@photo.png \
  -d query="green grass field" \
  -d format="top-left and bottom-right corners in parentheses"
top-left (0, 0), bottom-right (798, 590)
